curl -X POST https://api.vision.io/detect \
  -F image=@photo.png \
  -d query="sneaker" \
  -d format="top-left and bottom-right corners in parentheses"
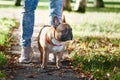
top-left (19, 47), bottom-right (33, 63)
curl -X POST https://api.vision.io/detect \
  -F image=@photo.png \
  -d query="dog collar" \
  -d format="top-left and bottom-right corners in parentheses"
top-left (46, 36), bottom-right (62, 46)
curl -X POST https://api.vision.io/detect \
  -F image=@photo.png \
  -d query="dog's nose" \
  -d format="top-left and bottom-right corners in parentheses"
top-left (70, 34), bottom-right (73, 40)
top-left (69, 32), bottom-right (73, 40)
top-left (67, 33), bottom-right (73, 40)
top-left (71, 34), bottom-right (73, 40)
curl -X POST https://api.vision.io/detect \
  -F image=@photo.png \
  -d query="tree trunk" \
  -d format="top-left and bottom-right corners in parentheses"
top-left (74, 0), bottom-right (87, 13)
top-left (94, 0), bottom-right (104, 8)
top-left (64, 0), bottom-right (72, 11)
top-left (14, 0), bottom-right (21, 6)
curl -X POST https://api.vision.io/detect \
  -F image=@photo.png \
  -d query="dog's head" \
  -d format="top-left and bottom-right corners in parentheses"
top-left (52, 16), bottom-right (73, 42)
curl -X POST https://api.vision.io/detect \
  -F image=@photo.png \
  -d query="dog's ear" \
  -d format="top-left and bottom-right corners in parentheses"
top-left (52, 16), bottom-right (60, 28)
top-left (62, 15), bottom-right (66, 23)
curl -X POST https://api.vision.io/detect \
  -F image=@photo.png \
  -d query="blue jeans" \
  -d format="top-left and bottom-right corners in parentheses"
top-left (21, 0), bottom-right (63, 47)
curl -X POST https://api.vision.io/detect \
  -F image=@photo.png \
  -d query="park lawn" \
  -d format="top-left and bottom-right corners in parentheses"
top-left (64, 0), bottom-right (120, 79)
top-left (67, 1), bottom-right (120, 80)
top-left (65, 10), bottom-right (120, 79)
top-left (66, 36), bottom-right (120, 79)
top-left (70, 12), bottom-right (120, 38)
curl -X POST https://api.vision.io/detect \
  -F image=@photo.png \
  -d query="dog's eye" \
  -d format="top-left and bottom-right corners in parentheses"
top-left (61, 29), bottom-right (67, 33)
top-left (70, 28), bottom-right (72, 32)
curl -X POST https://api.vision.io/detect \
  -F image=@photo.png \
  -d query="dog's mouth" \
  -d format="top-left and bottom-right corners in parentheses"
top-left (62, 36), bottom-right (73, 41)
top-left (58, 34), bottom-right (73, 42)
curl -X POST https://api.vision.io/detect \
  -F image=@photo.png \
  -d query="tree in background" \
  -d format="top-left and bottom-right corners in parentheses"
top-left (14, 0), bottom-right (21, 6)
top-left (94, 0), bottom-right (104, 8)
top-left (74, 0), bottom-right (87, 13)
top-left (64, 0), bottom-right (72, 11)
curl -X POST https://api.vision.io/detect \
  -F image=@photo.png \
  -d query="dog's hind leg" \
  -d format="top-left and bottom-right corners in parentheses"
top-left (38, 38), bottom-right (43, 63)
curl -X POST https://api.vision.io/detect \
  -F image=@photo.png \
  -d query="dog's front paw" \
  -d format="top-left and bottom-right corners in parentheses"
top-left (56, 63), bottom-right (62, 69)
top-left (41, 64), bottom-right (47, 69)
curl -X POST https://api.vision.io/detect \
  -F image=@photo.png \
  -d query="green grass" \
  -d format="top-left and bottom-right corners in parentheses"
top-left (71, 52), bottom-right (120, 79)
top-left (0, 17), bottom-right (18, 61)
top-left (0, 17), bottom-right (18, 59)
top-left (65, 3), bottom-right (120, 77)
top-left (0, 52), bottom-right (7, 65)
top-left (0, 17), bottom-right (18, 79)
top-left (72, 12), bottom-right (120, 38)
top-left (0, 18), bottom-right (18, 47)
top-left (0, 71), bottom-right (6, 79)
top-left (66, 37), bottom-right (120, 79)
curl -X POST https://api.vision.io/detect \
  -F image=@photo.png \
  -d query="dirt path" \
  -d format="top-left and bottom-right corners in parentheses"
top-left (0, 9), bottom-right (85, 80)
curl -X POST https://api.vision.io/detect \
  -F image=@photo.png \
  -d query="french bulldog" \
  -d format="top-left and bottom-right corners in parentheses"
top-left (38, 16), bottom-right (73, 69)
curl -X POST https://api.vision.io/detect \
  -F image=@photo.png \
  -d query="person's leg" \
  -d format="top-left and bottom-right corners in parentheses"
top-left (19, 0), bottom-right (39, 63)
top-left (49, 0), bottom-right (63, 25)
